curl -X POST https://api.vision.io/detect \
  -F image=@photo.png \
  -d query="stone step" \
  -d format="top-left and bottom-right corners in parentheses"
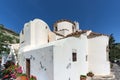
top-left (92, 75), bottom-right (115, 80)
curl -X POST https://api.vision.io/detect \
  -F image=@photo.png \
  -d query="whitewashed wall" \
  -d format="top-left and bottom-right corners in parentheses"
top-left (19, 46), bottom-right (54, 80)
top-left (24, 22), bottom-right (31, 46)
top-left (48, 31), bottom-right (56, 42)
top-left (19, 37), bottom-right (89, 80)
top-left (20, 19), bottom-right (50, 49)
top-left (53, 37), bottom-right (88, 80)
top-left (32, 19), bottom-right (50, 46)
top-left (88, 36), bottom-right (110, 75)
top-left (55, 35), bottom-right (64, 40)
top-left (20, 31), bottom-right (25, 46)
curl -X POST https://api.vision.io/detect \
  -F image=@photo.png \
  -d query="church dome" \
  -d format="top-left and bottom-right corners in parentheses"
top-left (53, 19), bottom-right (77, 36)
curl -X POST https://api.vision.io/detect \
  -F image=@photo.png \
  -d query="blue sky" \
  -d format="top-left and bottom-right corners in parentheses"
top-left (0, 0), bottom-right (120, 42)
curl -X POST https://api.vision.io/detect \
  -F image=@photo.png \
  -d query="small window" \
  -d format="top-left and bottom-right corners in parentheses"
top-left (72, 25), bottom-right (74, 32)
top-left (46, 26), bottom-right (47, 29)
top-left (72, 52), bottom-right (77, 62)
top-left (55, 27), bottom-right (58, 31)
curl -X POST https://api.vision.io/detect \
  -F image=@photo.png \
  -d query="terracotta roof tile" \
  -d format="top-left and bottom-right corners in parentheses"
top-left (54, 30), bottom-right (109, 39)
top-left (66, 30), bottom-right (108, 38)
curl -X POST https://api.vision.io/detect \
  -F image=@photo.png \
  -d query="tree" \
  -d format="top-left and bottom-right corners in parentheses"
top-left (109, 34), bottom-right (120, 62)
top-left (109, 34), bottom-right (115, 62)
top-left (0, 24), bottom-right (19, 55)
top-left (0, 28), bottom-right (10, 54)
top-left (109, 34), bottom-right (115, 50)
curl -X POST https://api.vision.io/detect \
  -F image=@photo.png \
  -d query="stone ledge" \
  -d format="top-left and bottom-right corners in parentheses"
top-left (92, 74), bottom-right (115, 80)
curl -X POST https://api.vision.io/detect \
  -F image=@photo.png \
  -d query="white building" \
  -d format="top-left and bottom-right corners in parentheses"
top-left (18, 19), bottom-right (110, 80)
top-left (1, 44), bottom-right (19, 66)
top-left (7, 44), bottom-right (19, 64)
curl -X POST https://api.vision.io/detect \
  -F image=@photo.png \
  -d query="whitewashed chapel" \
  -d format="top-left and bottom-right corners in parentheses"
top-left (18, 19), bottom-right (110, 80)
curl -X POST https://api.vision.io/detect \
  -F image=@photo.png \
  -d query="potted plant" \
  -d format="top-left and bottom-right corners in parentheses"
top-left (16, 76), bottom-right (28, 80)
top-left (80, 75), bottom-right (87, 80)
top-left (87, 72), bottom-right (94, 77)
top-left (30, 75), bottom-right (37, 80)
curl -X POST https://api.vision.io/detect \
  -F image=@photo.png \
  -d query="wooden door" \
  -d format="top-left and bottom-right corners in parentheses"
top-left (26, 59), bottom-right (30, 79)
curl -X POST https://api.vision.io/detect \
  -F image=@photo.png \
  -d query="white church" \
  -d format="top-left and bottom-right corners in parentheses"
top-left (18, 19), bottom-right (111, 80)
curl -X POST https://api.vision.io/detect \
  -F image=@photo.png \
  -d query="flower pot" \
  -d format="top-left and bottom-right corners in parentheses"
top-left (80, 76), bottom-right (87, 80)
top-left (16, 76), bottom-right (28, 80)
top-left (80, 77), bottom-right (86, 80)
top-left (87, 72), bottom-right (94, 77)
top-left (88, 74), bottom-right (94, 77)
